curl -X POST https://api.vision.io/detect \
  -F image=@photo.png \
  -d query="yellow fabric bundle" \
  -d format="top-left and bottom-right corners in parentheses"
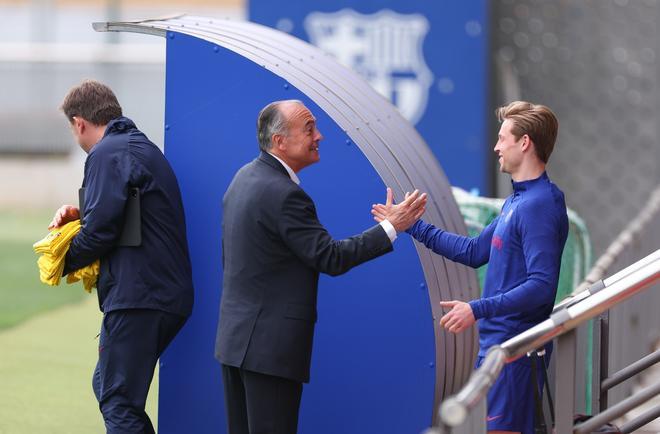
top-left (66, 260), bottom-right (100, 293)
top-left (33, 220), bottom-right (99, 293)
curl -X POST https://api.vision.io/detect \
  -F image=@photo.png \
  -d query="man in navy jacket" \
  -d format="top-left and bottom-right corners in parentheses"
top-left (216, 100), bottom-right (426, 434)
top-left (374, 101), bottom-right (568, 434)
top-left (50, 80), bottom-right (193, 433)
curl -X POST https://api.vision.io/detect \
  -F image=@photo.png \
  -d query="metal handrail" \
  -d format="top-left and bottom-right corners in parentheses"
top-left (600, 349), bottom-right (660, 392)
top-left (553, 249), bottom-right (660, 313)
top-left (574, 381), bottom-right (660, 434)
top-left (571, 186), bottom-right (660, 297)
top-left (620, 404), bottom-right (660, 433)
top-left (433, 250), bottom-right (660, 430)
top-left (553, 184), bottom-right (660, 314)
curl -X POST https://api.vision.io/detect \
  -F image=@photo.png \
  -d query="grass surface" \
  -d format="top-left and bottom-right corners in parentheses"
top-left (0, 296), bottom-right (158, 433)
top-left (0, 209), bottom-right (158, 432)
top-left (0, 210), bottom-right (85, 330)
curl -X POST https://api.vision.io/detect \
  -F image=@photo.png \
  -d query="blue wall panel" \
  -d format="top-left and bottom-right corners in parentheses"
top-left (250, 0), bottom-right (490, 195)
top-left (159, 32), bottom-right (434, 433)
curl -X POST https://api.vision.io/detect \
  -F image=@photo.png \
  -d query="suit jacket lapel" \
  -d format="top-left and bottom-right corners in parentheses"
top-left (258, 151), bottom-right (290, 179)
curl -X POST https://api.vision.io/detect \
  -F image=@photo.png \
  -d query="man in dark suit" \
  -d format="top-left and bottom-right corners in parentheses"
top-left (216, 100), bottom-right (426, 434)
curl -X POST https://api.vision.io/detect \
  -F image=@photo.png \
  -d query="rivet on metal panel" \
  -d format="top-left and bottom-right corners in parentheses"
top-left (429, 362), bottom-right (435, 368)
top-left (213, 46), bottom-right (219, 53)
top-left (165, 124), bottom-right (170, 131)
top-left (283, 83), bottom-right (289, 90)
top-left (420, 283), bottom-right (426, 290)
top-left (168, 32), bottom-right (174, 40)
top-left (345, 139), bottom-right (351, 146)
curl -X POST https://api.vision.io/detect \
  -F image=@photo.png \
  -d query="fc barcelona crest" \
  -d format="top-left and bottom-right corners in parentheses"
top-left (305, 9), bottom-right (433, 125)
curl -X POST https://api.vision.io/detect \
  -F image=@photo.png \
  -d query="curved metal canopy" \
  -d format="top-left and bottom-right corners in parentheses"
top-left (94, 14), bottom-right (480, 416)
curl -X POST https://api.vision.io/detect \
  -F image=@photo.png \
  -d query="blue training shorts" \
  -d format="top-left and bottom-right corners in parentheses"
top-left (475, 351), bottom-right (550, 434)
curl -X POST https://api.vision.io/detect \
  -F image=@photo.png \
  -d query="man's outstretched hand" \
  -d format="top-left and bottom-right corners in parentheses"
top-left (371, 187), bottom-right (427, 232)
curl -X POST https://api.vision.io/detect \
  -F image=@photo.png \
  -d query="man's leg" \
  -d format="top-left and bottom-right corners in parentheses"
top-left (477, 355), bottom-right (536, 434)
top-left (93, 359), bottom-right (102, 402)
top-left (240, 369), bottom-right (303, 434)
top-left (221, 364), bottom-right (250, 434)
top-left (94, 309), bottom-right (185, 434)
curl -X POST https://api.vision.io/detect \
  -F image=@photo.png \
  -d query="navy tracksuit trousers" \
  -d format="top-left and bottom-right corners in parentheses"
top-left (93, 309), bottom-right (186, 434)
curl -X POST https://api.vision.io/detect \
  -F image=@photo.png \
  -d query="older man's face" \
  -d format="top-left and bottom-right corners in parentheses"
top-left (278, 103), bottom-right (323, 173)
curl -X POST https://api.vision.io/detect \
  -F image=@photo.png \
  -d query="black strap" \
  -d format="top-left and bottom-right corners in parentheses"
top-left (531, 352), bottom-right (548, 434)
top-left (540, 351), bottom-right (556, 426)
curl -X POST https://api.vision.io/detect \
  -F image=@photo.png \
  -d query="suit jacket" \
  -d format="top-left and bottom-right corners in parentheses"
top-left (215, 152), bottom-right (393, 383)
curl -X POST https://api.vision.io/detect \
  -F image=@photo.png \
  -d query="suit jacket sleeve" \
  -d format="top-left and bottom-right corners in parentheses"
top-left (277, 187), bottom-right (393, 276)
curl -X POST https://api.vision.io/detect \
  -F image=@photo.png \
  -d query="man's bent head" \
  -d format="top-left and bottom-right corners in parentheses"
top-left (61, 80), bottom-right (122, 152)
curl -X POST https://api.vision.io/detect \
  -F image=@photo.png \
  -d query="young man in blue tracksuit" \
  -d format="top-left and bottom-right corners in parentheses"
top-left (373, 101), bottom-right (568, 434)
top-left (49, 80), bottom-right (194, 433)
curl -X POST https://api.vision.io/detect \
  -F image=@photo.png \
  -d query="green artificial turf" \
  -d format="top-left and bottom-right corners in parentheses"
top-left (0, 210), bottom-right (86, 330)
top-left (0, 296), bottom-right (159, 433)
top-left (0, 209), bottom-right (158, 433)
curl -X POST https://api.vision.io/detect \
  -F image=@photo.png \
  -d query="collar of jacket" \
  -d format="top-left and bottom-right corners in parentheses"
top-left (258, 151), bottom-right (294, 180)
top-left (511, 171), bottom-right (548, 192)
top-left (103, 117), bottom-right (137, 138)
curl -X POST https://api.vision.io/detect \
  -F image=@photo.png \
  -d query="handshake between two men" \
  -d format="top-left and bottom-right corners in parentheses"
top-left (219, 99), bottom-right (564, 434)
top-left (372, 187), bottom-right (475, 335)
top-left (217, 100), bottom-right (486, 434)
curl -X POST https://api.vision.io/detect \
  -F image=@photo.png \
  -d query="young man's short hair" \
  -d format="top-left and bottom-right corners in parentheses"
top-left (496, 101), bottom-right (559, 163)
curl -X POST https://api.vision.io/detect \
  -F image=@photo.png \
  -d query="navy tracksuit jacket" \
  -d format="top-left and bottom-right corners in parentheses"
top-left (63, 117), bottom-right (194, 316)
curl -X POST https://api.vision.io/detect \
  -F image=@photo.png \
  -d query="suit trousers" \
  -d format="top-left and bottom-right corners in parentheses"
top-left (221, 364), bottom-right (303, 434)
top-left (93, 309), bottom-right (186, 434)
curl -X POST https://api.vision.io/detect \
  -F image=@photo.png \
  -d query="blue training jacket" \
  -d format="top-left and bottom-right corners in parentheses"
top-left (407, 172), bottom-right (568, 355)
top-left (63, 117), bottom-right (194, 317)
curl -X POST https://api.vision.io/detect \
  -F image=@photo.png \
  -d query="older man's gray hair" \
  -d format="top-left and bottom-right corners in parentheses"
top-left (256, 100), bottom-right (303, 152)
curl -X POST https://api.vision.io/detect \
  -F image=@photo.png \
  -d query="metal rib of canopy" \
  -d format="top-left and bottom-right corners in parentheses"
top-left (94, 14), bottom-right (480, 418)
